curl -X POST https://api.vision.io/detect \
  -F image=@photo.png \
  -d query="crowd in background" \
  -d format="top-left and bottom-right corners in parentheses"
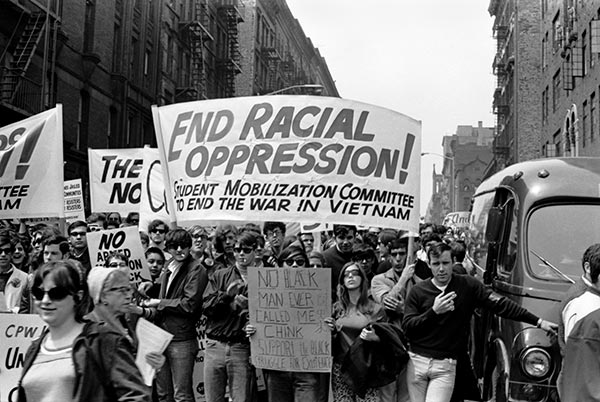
top-left (0, 213), bottom-right (551, 402)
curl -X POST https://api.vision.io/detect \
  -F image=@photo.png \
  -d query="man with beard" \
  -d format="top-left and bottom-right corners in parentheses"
top-left (323, 224), bottom-right (357, 295)
top-left (67, 221), bottom-right (92, 276)
top-left (203, 231), bottom-right (258, 402)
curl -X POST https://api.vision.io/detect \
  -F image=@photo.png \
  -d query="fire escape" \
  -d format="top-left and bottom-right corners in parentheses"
top-left (178, 0), bottom-right (213, 101)
top-left (491, 21), bottom-right (511, 166)
top-left (0, 12), bottom-right (47, 115)
top-left (217, 0), bottom-right (243, 98)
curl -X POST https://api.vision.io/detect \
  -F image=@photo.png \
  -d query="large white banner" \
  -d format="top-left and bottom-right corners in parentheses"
top-left (152, 96), bottom-right (421, 232)
top-left (138, 147), bottom-right (171, 233)
top-left (88, 148), bottom-right (144, 214)
top-left (0, 106), bottom-right (64, 219)
top-left (0, 314), bottom-right (46, 402)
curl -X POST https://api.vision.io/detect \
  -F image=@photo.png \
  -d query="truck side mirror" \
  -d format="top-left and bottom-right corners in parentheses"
top-left (485, 206), bottom-right (504, 243)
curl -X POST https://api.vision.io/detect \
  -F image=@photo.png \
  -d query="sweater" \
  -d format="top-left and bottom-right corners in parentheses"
top-left (403, 274), bottom-right (538, 359)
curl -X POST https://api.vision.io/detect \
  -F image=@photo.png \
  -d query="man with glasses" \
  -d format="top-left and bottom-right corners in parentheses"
top-left (142, 228), bottom-right (208, 402)
top-left (0, 231), bottom-right (28, 313)
top-left (67, 221), bottom-right (92, 276)
top-left (203, 231), bottom-right (259, 402)
top-left (148, 219), bottom-right (170, 251)
top-left (263, 221), bottom-right (286, 266)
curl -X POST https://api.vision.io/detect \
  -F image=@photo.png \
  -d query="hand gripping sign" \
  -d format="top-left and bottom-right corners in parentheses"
top-left (0, 106), bottom-right (64, 219)
top-left (152, 96), bottom-right (422, 232)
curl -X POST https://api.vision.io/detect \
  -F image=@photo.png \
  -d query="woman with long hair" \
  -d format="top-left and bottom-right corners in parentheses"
top-left (325, 262), bottom-right (390, 402)
top-left (17, 260), bottom-right (150, 402)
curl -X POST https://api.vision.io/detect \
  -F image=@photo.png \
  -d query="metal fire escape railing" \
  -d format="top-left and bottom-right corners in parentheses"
top-left (217, 0), bottom-right (243, 98)
top-left (178, 0), bottom-right (213, 101)
top-left (492, 21), bottom-right (510, 161)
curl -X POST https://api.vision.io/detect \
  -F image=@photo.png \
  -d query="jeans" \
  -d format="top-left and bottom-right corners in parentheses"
top-left (204, 339), bottom-right (255, 402)
top-left (263, 369), bottom-right (320, 402)
top-left (156, 338), bottom-right (199, 402)
top-left (407, 352), bottom-right (457, 402)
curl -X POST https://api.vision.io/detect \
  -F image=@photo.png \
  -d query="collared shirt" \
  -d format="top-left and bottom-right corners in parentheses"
top-left (166, 260), bottom-right (183, 295)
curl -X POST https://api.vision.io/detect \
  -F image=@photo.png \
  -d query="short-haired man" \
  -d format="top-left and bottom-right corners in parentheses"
top-left (143, 228), bottom-right (208, 402)
top-left (0, 232), bottom-right (28, 313)
top-left (559, 243), bottom-right (600, 399)
top-left (67, 220), bottom-right (92, 276)
top-left (263, 221), bottom-right (286, 266)
top-left (403, 242), bottom-right (556, 402)
top-left (203, 231), bottom-right (259, 402)
top-left (43, 236), bottom-right (70, 263)
top-left (449, 241), bottom-right (467, 275)
top-left (323, 224), bottom-right (356, 293)
top-left (299, 232), bottom-right (315, 254)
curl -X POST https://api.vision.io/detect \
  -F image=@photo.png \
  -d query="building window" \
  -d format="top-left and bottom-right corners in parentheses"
top-left (564, 53), bottom-right (575, 90)
top-left (591, 92), bottom-right (596, 146)
top-left (583, 31), bottom-right (588, 75)
top-left (83, 0), bottom-right (96, 53)
top-left (544, 85), bottom-right (549, 122)
top-left (542, 32), bottom-right (548, 70)
top-left (553, 130), bottom-right (561, 156)
top-left (113, 23), bottom-right (122, 72)
top-left (553, 69), bottom-right (561, 112)
top-left (592, 20), bottom-right (600, 55)
top-left (167, 35), bottom-right (173, 75)
top-left (542, 88), bottom-right (547, 123)
top-left (583, 100), bottom-right (588, 149)
top-left (553, 11), bottom-right (563, 52)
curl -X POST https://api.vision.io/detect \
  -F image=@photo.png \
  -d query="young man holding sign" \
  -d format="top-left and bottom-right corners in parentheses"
top-left (402, 242), bottom-right (557, 402)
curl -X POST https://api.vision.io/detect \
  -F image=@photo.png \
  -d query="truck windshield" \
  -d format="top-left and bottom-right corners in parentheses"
top-left (527, 204), bottom-right (600, 282)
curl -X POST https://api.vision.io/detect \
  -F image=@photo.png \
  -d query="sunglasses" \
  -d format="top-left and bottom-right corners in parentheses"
top-left (352, 254), bottom-right (372, 262)
top-left (285, 257), bottom-right (306, 267)
top-left (0, 247), bottom-right (12, 255)
top-left (70, 231), bottom-right (86, 237)
top-left (151, 229), bottom-right (166, 234)
top-left (344, 269), bottom-right (361, 278)
top-left (234, 246), bottom-right (254, 254)
top-left (32, 286), bottom-right (72, 301)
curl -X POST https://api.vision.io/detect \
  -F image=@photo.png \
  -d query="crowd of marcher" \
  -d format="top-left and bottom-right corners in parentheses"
top-left (0, 214), bottom-right (564, 402)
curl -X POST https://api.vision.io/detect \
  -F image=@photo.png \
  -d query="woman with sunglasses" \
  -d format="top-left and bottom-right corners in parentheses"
top-left (325, 262), bottom-right (398, 402)
top-left (17, 260), bottom-right (150, 401)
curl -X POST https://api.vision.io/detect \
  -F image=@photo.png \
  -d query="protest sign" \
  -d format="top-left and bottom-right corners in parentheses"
top-left (0, 106), bottom-right (64, 219)
top-left (135, 318), bottom-right (173, 386)
top-left (88, 148), bottom-right (144, 214)
top-left (248, 267), bottom-right (332, 372)
top-left (87, 226), bottom-right (151, 286)
top-left (64, 179), bottom-right (85, 224)
top-left (443, 211), bottom-right (471, 229)
top-left (139, 146), bottom-right (171, 233)
top-left (0, 314), bottom-right (46, 402)
top-left (152, 96), bottom-right (421, 232)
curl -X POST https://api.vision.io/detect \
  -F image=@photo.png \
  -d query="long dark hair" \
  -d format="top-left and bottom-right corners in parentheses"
top-left (333, 262), bottom-right (376, 318)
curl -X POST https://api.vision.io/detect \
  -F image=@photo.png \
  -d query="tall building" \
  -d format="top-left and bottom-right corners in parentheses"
top-left (486, 0), bottom-right (542, 178)
top-left (0, 0), bottom-right (337, 212)
top-left (426, 122), bottom-right (494, 222)
top-left (540, 0), bottom-right (600, 158)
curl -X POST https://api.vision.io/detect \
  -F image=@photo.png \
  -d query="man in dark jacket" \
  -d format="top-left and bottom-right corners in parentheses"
top-left (143, 228), bottom-right (208, 402)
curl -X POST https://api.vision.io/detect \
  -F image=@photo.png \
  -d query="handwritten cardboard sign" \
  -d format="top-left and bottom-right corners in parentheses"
top-left (248, 267), bottom-right (332, 373)
top-left (87, 226), bottom-right (151, 286)
top-left (0, 314), bottom-right (46, 402)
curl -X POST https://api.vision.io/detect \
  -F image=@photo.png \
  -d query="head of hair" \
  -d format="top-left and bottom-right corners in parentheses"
top-left (107, 212), bottom-right (122, 223)
top-left (105, 251), bottom-right (130, 267)
top-left (164, 228), bottom-right (192, 250)
top-left (427, 241), bottom-right (452, 262)
top-left (389, 236), bottom-right (409, 251)
top-left (87, 213), bottom-right (107, 225)
top-left (145, 246), bottom-right (165, 260)
top-left (125, 212), bottom-right (139, 224)
top-left (188, 225), bottom-right (208, 238)
top-left (433, 224), bottom-right (448, 236)
top-left (67, 220), bottom-right (88, 235)
top-left (422, 232), bottom-right (443, 246)
top-left (278, 244), bottom-right (308, 266)
top-left (352, 243), bottom-right (376, 261)
top-left (0, 232), bottom-right (14, 251)
top-left (308, 250), bottom-right (326, 267)
top-left (148, 219), bottom-right (169, 234)
top-left (334, 262), bottom-right (374, 316)
top-left (236, 231), bottom-right (258, 249)
top-left (378, 229), bottom-right (398, 247)
top-left (263, 221), bottom-right (286, 236)
top-left (281, 235), bottom-right (300, 252)
top-left (139, 231), bottom-right (149, 244)
top-left (333, 224), bottom-right (357, 238)
top-left (241, 223), bottom-right (262, 235)
top-left (33, 260), bottom-right (90, 321)
top-left (44, 235), bottom-right (70, 255)
top-left (450, 241), bottom-right (466, 263)
top-left (583, 243), bottom-right (600, 283)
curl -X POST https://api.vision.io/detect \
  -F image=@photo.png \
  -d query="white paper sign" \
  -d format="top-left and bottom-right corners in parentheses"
top-left (64, 179), bottom-right (85, 223)
top-left (86, 226), bottom-right (151, 286)
top-left (135, 318), bottom-right (173, 386)
top-left (0, 106), bottom-right (64, 219)
top-left (152, 96), bottom-right (421, 232)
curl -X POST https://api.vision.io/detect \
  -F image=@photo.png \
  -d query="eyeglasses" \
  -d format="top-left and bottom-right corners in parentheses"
top-left (108, 262), bottom-right (128, 268)
top-left (32, 286), bottom-right (72, 301)
top-left (344, 269), bottom-right (361, 278)
top-left (234, 246), bottom-right (254, 254)
top-left (70, 231), bottom-right (86, 237)
top-left (0, 247), bottom-right (12, 255)
top-left (88, 226), bottom-right (102, 232)
top-left (285, 257), bottom-right (306, 267)
top-left (391, 251), bottom-right (407, 257)
top-left (352, 254), bottom-right (371, 262)
top-left (107, 286), bottom-right (133, 294)
top-left (192, 234), bottom-right (207, 240)
top-left (151, 229), bottom-right (166, 234)
top-left (266, 229), bottom-right (283, 238)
